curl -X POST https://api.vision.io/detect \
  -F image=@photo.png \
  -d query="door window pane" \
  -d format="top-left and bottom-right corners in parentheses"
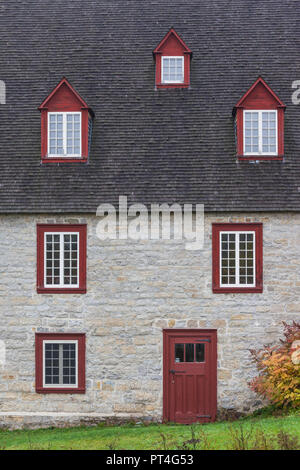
top-left (185, 343), bottom-right (194, 362)
top-left (175, 343), bottom-right (184, 362)
top-left (196, 343), bottom-right (205, 362)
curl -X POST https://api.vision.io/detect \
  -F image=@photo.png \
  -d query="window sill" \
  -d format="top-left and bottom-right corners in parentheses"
top-left (41, 157), bottom-right (87, 163)
top-left (237, 155), bottom-right (283, 161)
top-left (36, 387), bottom-right (85, 394)
top-left (37, 287), bottom-right (86, 294)
top-left (156, 83), bottom-right (189, 89)
top-left (213, 286), bottom-right (263, 294)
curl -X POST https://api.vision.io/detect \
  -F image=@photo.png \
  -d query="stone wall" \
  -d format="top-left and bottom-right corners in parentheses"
top-left (0, 212), bottom-right (299, 429)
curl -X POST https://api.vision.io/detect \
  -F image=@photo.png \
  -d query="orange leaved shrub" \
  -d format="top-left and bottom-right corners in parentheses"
top-left (249, 321), bottom-right (300, 408)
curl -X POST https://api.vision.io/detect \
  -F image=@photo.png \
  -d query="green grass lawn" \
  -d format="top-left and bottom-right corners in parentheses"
top-left (0, 410), bottom-right (299, 450)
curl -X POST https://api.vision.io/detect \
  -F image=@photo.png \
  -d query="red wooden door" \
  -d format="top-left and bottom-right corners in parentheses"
top-left (163, 329), bottom-right (217, 423)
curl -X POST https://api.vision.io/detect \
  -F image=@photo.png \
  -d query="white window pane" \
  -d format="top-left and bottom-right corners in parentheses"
top-left (44, 342), bottom-right (77, 386)
top-left (162, 57), bottom-right (183, 83)
top-left (221, 233), bottom-right (236, 286)
top-left (49, 113), bottom-right (81, 156)
top-left (244, 110), bottom-right (277, 154)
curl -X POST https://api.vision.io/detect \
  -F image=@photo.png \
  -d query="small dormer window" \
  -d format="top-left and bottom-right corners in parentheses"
top-left (153, 28), bottom-right (192, 89)
top-left (39, 77), bottom-right (94, 163)
top-left (48, 112), bottom-right (81, 157)
top-left (162, 57), bottom-right (184, 84)
top-left (243, 110), bottom-right (277, 156)
top-left (234, 77), bottom-right (285, 161)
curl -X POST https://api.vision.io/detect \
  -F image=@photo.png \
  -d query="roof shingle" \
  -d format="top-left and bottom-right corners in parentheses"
top-left (0, 0), bottom-right (299, 212)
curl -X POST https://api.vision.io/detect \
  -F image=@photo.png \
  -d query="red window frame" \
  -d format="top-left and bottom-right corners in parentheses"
top-left (234, 77), bottom-right (285, 161)
top-left (212, 223), bottom-right (263, 293)
top-left (35, 333), bottom-right (85, 394)
top-left (37, 224), bottom-right (87, 294)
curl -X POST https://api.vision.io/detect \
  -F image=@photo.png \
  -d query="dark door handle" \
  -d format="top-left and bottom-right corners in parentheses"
top-left (170, 369), bottom-right (186, 374)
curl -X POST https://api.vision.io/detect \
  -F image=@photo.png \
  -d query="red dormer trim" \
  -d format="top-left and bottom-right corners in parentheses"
top-left (38, 77), bottom-right (90, 110)
top-left (234, 77), bottom-right (285, 109)
top-left (234, 77), bottom-right (286, 161)
top-left (38, 77), bottom-right (93, 163)
top-left (153, 28), bottom-right (192, 89)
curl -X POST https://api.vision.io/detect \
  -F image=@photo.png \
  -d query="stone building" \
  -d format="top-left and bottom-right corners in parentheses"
top-left (0, 0), bottom-right (299, 428)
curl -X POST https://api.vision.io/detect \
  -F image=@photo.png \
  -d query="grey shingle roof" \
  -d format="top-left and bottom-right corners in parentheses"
top-left (0, 0), bottom-right (299, 213)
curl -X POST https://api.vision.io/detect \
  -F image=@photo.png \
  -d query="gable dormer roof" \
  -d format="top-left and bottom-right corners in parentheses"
top-left (234, 76), bottom-right (285, 110)
top-left (38, 77), bottom-right (92, 113)
top-left (153, 28), bottom-right (192, 55)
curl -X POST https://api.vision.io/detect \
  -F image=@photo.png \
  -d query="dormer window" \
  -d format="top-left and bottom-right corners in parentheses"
top-left (234, 77), bottom-right (285, 161)
top-left (48, 112), bottom-right (81, 157)
top-left (162, 57), bottom-right (184, 84)
top-left (39, 78), bottom-right (94, 163)
top-left (153, 28), bottom-right (192, 89)
top-left (244, 110), bottom-right (277, 156)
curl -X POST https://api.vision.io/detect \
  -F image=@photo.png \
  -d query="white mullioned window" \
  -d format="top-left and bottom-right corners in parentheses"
top-left (48, 112), bottom-right (81, 157)
top-left (43, 340), bottom-right (78, 388)
top-left (44, 232), bottom-right (79, 288)
top-left (220, 231), bottom-right (256, 287)
top-left (162, 56), bottom-right (184, 83)
top-left (244, 110), bottom-right (277, 155)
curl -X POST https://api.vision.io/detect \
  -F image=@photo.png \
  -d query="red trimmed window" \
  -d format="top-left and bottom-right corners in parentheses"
top-left (38, 77), bottom-right (94, 163)
top-left (35, 333), bottom-right (85, 393)
top-left (212, 223), bottom-right (263, 293)
top-left (37, 224), bottom-right (87, 294)
top-left (234, 77), bottom-right (285, 161)
top-left (153, 28), bottom-right (192, 89)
